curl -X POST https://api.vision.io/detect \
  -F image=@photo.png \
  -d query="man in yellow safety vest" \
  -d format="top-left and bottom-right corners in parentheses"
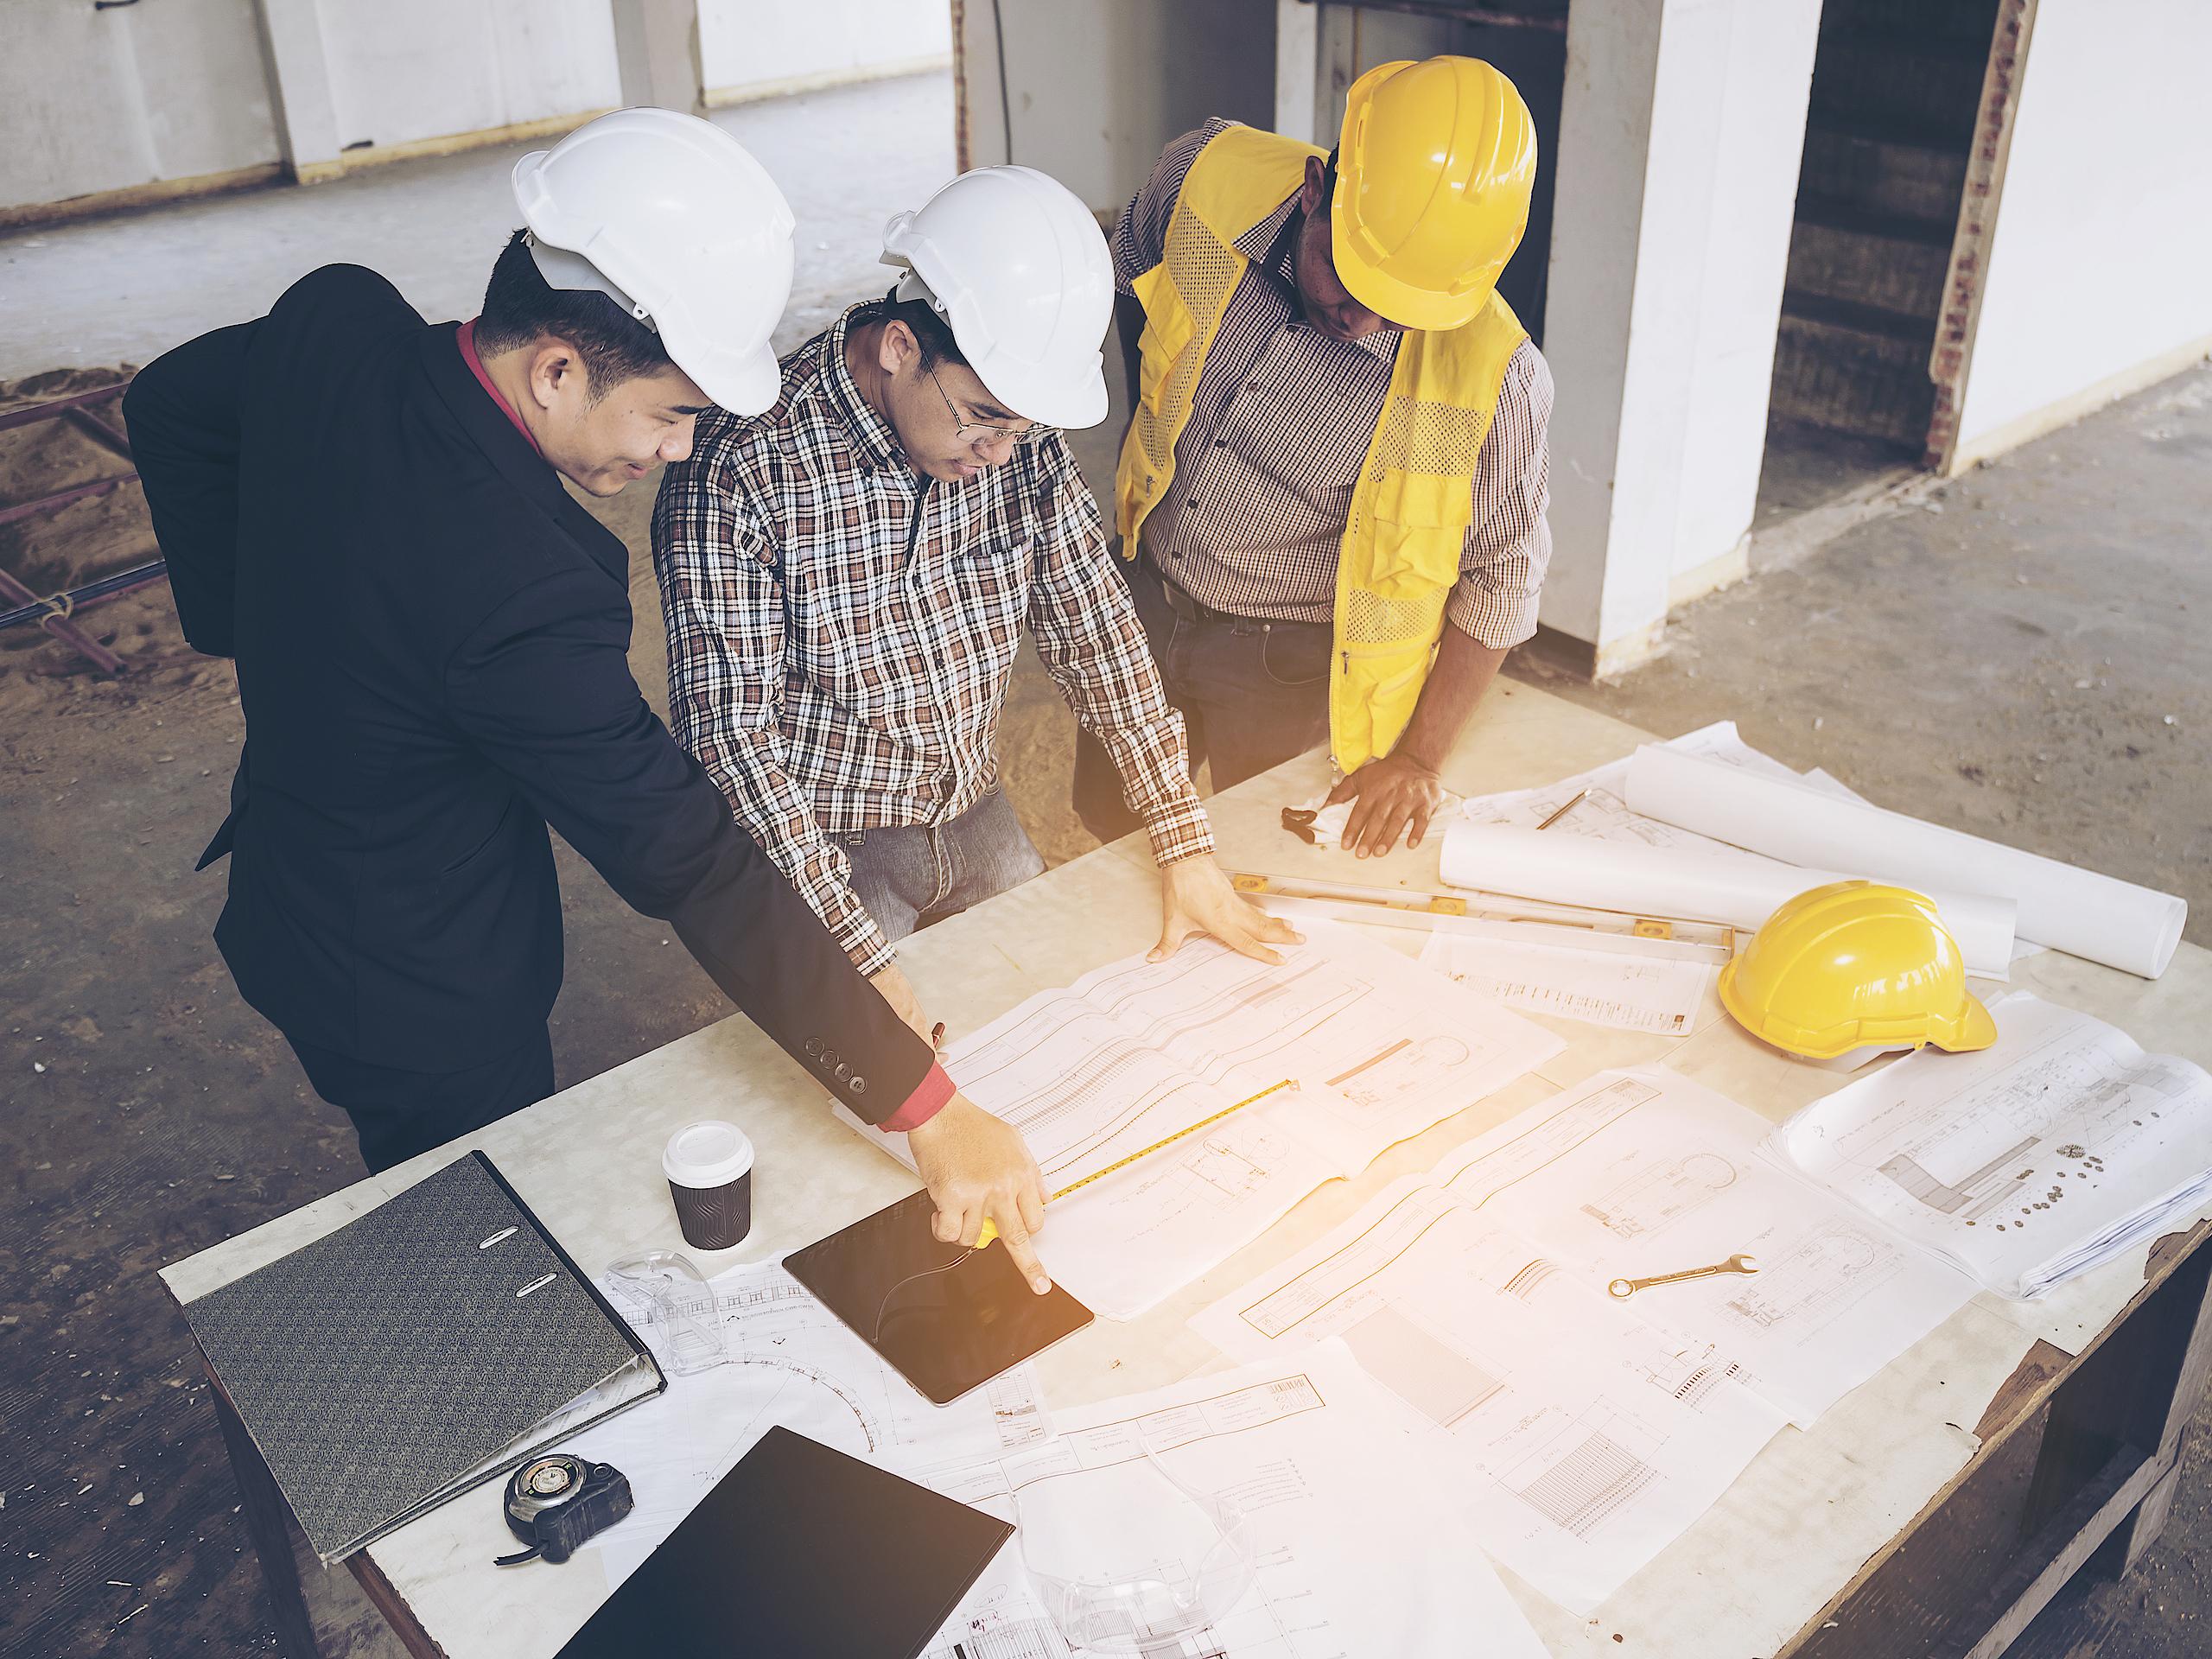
top-left (1072, 55), bottom-right (1554, 859)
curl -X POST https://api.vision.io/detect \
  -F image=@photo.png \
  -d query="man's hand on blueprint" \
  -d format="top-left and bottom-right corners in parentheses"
top-left (910, 1095), bottom-right (1053, 1294)
top-left (1153, 855), bottom-right (1303, 965)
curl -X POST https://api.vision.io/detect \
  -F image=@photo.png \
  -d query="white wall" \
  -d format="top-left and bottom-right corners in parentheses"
top-left (1955, 0), bottom-right (2212, 454)
top-left (1540, 0), bottom-right (1819, 661)
top-left (315, 0), bottom-right (620, 152)
top-left (699, 0), bottom-right (950, 102)
top-left (958, 0), bottom-right (1275, 213)
top-left (0, 0), bottom-right (279, 213)
top-left (1664, 0), bottom-right (1821, 582)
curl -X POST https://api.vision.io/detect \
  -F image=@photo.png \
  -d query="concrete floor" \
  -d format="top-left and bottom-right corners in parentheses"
top-left (3, 68), bottom-right (2209, 1659)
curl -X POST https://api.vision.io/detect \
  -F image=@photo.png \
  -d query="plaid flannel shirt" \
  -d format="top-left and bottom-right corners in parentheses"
top-left (652, 309), bottom-right (1213, 976)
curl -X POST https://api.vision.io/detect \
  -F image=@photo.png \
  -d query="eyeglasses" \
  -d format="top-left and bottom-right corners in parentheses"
top-left (926, 365), bottom-right (1058, 450)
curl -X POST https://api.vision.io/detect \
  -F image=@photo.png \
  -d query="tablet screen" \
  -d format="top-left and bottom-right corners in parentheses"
top-left (783, 1191), bottom-right (1093, 1405)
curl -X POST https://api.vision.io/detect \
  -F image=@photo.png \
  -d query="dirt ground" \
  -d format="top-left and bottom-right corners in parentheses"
top-left (2, 327), bottom-right (2208, 1656)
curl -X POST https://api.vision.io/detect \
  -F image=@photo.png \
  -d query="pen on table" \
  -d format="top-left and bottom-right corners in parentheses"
top-left (1536, 788), bottom-right (1588, 831)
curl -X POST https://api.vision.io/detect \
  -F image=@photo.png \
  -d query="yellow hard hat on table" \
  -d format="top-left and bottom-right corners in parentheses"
top-left (1332, 55), bottom-right (1539, 331)
top-left (1719, 880), bottom-right (2000, 1061)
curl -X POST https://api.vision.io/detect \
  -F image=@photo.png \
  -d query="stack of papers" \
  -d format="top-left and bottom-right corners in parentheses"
top-left (1768, 993), bottom-right (2212, 1298)
top-left (1459, 719), bottom-right (1869, 850)
top-left (1191, 1065), bottom-right (1974, 1610)
top-left (838, 922), bottom-right (1562, 1319)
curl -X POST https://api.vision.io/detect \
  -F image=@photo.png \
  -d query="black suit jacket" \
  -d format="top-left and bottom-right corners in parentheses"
top-left (124, 264), bottom-right (927, 1118)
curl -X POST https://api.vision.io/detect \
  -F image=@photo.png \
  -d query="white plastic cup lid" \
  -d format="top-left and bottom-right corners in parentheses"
top-left (662, 1120), bottom-right (754, 1188)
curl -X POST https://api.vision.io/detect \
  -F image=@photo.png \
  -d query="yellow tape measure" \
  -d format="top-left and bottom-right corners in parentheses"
top-left (975, 1077), bottom-right (1298, 1249)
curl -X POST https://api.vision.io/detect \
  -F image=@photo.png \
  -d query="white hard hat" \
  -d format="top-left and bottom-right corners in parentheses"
top-left (511, 107), bottom-right (795, 415)
top-left (880, 166), bottom-right (1112, 429)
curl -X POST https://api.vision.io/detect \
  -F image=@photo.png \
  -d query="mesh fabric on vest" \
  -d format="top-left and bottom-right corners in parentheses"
top-left (1130, 200), bottom-right (1248, 487)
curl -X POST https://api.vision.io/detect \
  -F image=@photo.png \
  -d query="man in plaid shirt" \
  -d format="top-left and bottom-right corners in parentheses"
top-left (653, 167), bottom-right (1291, 1042)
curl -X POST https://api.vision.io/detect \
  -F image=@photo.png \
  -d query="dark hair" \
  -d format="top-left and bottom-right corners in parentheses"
top-left (849, 286), bottom-right (969, 372)
top-left (475, 230), bottom-right (673, 398)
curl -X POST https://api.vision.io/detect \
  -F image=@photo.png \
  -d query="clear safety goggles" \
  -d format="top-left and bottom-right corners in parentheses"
top-left (1014, 1436), bottom-right (1256, 1654)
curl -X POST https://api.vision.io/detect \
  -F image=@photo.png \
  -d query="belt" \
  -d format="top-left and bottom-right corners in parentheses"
top-left (1142, 550), bottom-right (1249, 628)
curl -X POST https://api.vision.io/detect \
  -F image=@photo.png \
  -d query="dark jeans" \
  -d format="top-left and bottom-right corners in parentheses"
top-left (839, 785), bottom-right (1046, 944)
top-left (287, 1027), bottom-right (556, 1174)
top-left (1073, 551), bottom-right (1332, 843)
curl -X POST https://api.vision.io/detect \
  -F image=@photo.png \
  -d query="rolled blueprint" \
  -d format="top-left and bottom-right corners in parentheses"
top-left (1624, 745), bottom-right (2187, 979)
top-left (1436, 822), bottom-right (2018, 978)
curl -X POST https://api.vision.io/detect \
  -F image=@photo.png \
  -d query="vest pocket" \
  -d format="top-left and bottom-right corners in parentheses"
top-left (1366, 467), bottom-right (1473, 598)
top-left (1132, 264), bottom-right (1195, 416)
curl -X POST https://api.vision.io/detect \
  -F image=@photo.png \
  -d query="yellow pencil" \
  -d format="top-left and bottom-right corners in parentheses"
top-left (976, 1077), bottom-right (1298, 1249)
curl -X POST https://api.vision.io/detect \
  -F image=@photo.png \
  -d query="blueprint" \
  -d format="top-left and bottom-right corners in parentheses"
top-left (1420, 922), bottom-right (1714, 1036)
top-left (1459, 719), bottom-right (1866, 855)
top-left (1191, 1160), bottom-right (1789, 1612)
top-left (837, 921), bottom-right (1562, 1319)
top-left (565, 1260), bottom-right (1052, 1586)
top-left (910, 1347), bottom-right (1548, 1659)
top-left (1452, 1069), bottom-right (1978, 1427)
top-left (1770, 994), bottom-right (2212, 1298)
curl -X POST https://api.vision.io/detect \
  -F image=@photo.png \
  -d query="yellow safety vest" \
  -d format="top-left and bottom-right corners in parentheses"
top-left (1115, 124), bottom-right (1528, 772)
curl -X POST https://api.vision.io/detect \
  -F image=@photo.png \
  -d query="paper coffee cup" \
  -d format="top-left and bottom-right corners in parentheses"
top-left (662, 1121), bottom-right (754, 1251)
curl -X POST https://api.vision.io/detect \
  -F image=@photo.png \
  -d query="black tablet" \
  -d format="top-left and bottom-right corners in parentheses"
top-left (783, 1190), bottom-right (1094, 1405)
top-left (556, 1427), bottom-right (1011, 1659)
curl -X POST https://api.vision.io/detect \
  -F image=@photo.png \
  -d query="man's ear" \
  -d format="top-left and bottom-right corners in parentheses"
top-left (877, 319), bottom-right (916, 378)
top-left (1300, 155), bottom-right (1327, 216)
top-left (529, 340), bottom-right (582, 410)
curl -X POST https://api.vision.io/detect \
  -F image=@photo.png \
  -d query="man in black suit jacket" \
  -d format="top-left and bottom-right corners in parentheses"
top-left (123, 111), bottom-right (1054, 1292)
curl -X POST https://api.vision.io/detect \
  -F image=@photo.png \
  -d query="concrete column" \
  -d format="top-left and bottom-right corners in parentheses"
top-left (612, 0), bottom-right (706, 116)
top-left (1274, 0), bottom-right (1319, 143)
top-left (1536, 0), bottom-right (1820, 677)
top-left (251, 0), bottom-right (344, 184)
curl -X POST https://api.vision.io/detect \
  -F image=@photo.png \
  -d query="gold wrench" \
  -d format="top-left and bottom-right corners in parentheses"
top-left (1607, 1253), bottom-right (1759, 1300)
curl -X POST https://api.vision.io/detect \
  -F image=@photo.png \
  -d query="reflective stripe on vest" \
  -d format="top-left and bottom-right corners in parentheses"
top-left (1113, 124), bottom-right (1527, 772)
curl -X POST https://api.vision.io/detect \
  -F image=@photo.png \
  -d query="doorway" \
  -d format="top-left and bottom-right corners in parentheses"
top-left (1757, 0), bottom-right (2005, 531)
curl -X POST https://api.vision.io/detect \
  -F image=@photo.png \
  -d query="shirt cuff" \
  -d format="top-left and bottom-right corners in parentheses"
top-left (1141, 779), bottom-right (1216, 868)
top-left (877, 1061), bottom-right (955, 1135)
top-left (1445, 575), bottom-right (1541, 650)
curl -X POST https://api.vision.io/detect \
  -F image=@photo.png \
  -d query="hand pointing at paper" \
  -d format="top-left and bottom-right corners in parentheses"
top-left (907, 1094), bottom-right (1053, 1295)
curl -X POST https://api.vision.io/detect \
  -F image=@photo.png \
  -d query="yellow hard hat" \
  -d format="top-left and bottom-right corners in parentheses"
top-left (1719, 881), bottom-right (1999, 1061)
top-left (1332, 56), bottom-right (1538, 331)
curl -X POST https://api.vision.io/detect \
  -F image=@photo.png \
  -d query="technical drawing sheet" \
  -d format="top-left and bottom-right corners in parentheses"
top-left (908, 1346), bottom-right (1548, 1659)
top-left (836, 922), bottom-right (1562, 1319)
top-left (564, 1260), bottom-right (1052, 1587)
top-left (1769, 993), bottom-right (2212, 1298)
top-left (1192, 1160), bottom-right (1789, 1611)
top-left (1457, 720), bottom-right (1864, 853)
top-left (1454, 1068), bottom-right (1978, 1427)
top-left (1420, 922), bottom-right (1713, 1036)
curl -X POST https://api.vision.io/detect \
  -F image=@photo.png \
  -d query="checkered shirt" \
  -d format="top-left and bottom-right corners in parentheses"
top-left (652, 308), bottom-right (1212, 976)
top-left (1116, 119), bottom-right (1554, 647)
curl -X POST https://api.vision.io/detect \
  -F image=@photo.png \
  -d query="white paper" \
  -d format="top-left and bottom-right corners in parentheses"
top-left (912, 1348), bottom-right (1548, 1659)
top-left (1624, 744), bottom-right (2187, 978)
top-left (1438, 821), bottom-right (2018, 980)
top-left (1420, 923), bottom-right (1713, 1036)
top-left (1191, 1128), bottom-right (1790, 1611)
top-left (1770, 994), bottom-right (2212, 1297)
top-left (1455, 1069), bottom-right (1979, 1427)
top-left (840, 924), bottom-right (1563, 1319)
top-left (1457, 719), bottom-right (1861, 849)
top-left (565, 1260), bottom-right (1052, 1586)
